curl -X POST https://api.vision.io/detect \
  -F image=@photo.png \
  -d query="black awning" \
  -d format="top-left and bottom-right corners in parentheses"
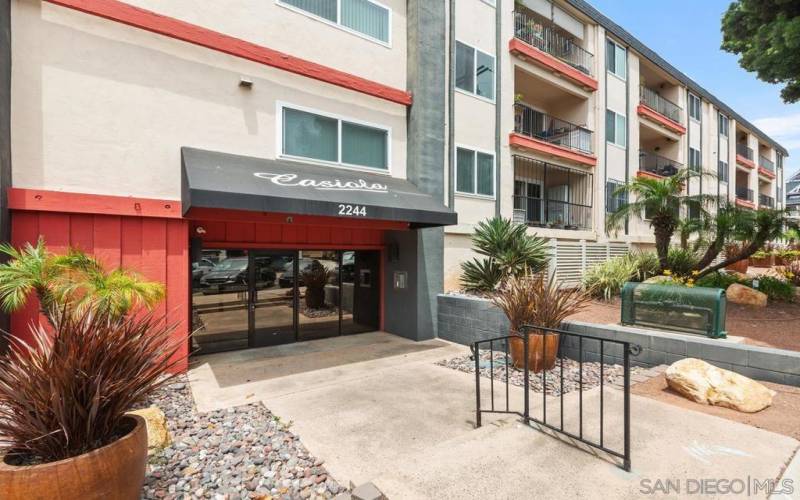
top-left (181, 148), bottom-right (457, 228)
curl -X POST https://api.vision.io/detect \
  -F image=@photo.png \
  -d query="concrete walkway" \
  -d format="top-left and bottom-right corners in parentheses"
top-left (188, 332), bottom-right (800, 499)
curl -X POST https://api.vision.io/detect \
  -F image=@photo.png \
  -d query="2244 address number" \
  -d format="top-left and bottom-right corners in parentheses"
top-left (338, 204), bottom-right (367, 217)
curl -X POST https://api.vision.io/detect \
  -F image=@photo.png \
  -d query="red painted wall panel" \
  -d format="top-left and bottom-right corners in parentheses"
top-left (192, 219), bottom-right (386, 248)
top-left (9, 211), bottom-right (190, 372)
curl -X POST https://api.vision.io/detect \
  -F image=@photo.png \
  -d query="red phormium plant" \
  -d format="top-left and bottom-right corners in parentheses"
top-left (0, 307), bottom-right (186, 463)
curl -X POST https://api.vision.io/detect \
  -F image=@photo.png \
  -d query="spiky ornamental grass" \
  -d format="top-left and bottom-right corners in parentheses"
top-left (0, 307), bottom-right (185, 463)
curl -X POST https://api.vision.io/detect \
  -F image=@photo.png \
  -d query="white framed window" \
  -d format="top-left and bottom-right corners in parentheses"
top-left (278, 103), bottom-right (391, 172)
top-left (605, 109), bottom-right (626, 148)
top-left (455, 41), bottom-right (495, 101)
top-left (606, 39), bottom-right (626, 80)
top-left (606, 179), bottom-right (627, 213)
top-left (688, 93), bottom-right (701, 121)
top-left (718, 114), bottom-right (729, 137)
top-left (718, 160), bottom-right (729, 183)
top-left (689, 147), bottom-right (701, 172)
top-left (455, 146), bottom-right (495, 197)
top-left (278, 0), bottom-right (391, 45)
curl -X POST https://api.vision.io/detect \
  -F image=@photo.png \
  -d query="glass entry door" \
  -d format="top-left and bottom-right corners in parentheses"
top-left (250, 251), bottom-right (296, 347)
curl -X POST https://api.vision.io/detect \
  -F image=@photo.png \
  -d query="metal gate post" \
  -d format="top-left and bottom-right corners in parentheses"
top-left (623, 344), bottom-right (631, 472)
top-left (523, 331), bottom-right (530, 421)
top-left (475, 343), bottom-right (482, 428)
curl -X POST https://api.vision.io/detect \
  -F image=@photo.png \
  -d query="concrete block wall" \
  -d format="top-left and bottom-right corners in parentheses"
top-left (437, 294), bottom-right (800, 387)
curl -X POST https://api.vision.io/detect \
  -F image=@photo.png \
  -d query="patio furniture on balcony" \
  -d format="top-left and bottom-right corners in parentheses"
top-left (512, 155), bottom-right (593, 231)
top-left (639, 151), bottom-right (681, 178)
top-left (513, 104), bottom-right (593, 155)
top-left (736, 143), bottom-right (754, 161)
top-left (512, 10), bottom-right (594, 77)
top-left (639, 86), bottom-right (682, 124)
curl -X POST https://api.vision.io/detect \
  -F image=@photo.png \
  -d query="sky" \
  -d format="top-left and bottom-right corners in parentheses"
top-left (587, 0), bottom-right (800, 180)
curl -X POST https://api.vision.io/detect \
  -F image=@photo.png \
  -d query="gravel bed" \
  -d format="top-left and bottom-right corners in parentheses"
top-left (141, 376), bottom-right (344, 500)
top-left (436, 350), bottom-right (642, 396)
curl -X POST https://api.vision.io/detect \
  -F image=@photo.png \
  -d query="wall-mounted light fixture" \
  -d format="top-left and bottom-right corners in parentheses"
top-left (195, 226), bottom-right (207, 235)
top-left (239, 77), bottom-right (253, 89)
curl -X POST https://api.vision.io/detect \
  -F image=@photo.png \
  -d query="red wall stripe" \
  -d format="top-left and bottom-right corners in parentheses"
top-left (8, 188), bottom-right (181, 219)
top-left (9, 211), bottom-right (190, 372)
top-left (43, 0), bottom-right (412, 106)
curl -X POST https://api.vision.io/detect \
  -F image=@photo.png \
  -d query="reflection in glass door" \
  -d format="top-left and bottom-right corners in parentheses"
top-left (251, 251), bottom-right (296, 347)
top-left (297, 250), bottom-right (341, 342)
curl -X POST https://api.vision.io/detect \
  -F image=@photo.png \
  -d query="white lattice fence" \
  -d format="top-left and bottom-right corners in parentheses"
top-left (548, 240), bottom-right (631, 286)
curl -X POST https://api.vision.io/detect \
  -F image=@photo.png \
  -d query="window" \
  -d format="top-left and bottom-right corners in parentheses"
top-left (718, 114), bottom-right (729, 137)
top-left (718, 160), bottom-right (729, 183)
top-left (281, 105), bottom-right (389, 170)
top-left (606, 110), bottom-right (626, 147)
top-left (688, 202), bottom-right (701, 220)
top-left (688, 93), bottom-right (701, 121)
top-left (605, 180), bottom-right (627, 213)
top-left (689, 147), bottom-right (701, 172)
top-left (606, 39), bottom-right (626, 79)
top-left (455, 41), bottom-right (495, 101)
top-left (279, 0), bottom-right (390, 44)
top-left (456, 147), bottom-right (495, 197)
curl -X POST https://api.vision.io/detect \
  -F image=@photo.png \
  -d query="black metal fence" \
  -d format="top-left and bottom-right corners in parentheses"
top-left (473, 325), bottom-right (637, 471)
top-left (736, 187), bottom-right (754, 202)
top-left (513, 10), bottom-right (594, 76)
top-left (759, 155), bottom-right (775, 172)
top-left (639, 151), bottom-right (682, 177)
top-left (639, 86), bottom-right (682, 123)
top-left (736, 143), bottom-right (754, 161)
top-left (514, 104), bottom-right (593, 154)
top-left (759, 194), bottom-right (775, 208)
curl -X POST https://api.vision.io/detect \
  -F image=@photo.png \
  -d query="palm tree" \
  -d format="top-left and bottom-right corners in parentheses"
top-left (607, 169), bottom-right (716, 271)
top-left (0, 237), bottom-right (165, 322)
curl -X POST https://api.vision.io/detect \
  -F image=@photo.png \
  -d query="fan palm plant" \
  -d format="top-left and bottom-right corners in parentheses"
top-left (0, 238), bottom-right (164, 322)
top-left (607, 169), bottom-right (716, 271)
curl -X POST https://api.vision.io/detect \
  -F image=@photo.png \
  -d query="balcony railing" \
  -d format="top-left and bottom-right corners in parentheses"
top-left (759, 194), bottom-right (775, 208)
top-left (759, 155), bottom-right (775, 172)
top-left (736, 187), bottom-right (754, 202)
top-left (639, 86), bottom-right (682, 123)
top-left (512, 155), bottom-right (593, 231)
top-left (514, 104), bottom-right (593, 154)
top-left (736, 143), bottom-right (754, 161)
top-left (639, 151), bottom-right (682, 177)
top-left (513, 11), bottom-right (594, 76)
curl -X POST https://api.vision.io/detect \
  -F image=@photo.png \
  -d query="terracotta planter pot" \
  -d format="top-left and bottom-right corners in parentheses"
top-left (508, 330), bottom-right (560, 373)
top-left (0, 414), bottom-right (147, 500)
top-left (750, 256), bottom-right (774, 268)
top-left (725, 259), bottom-right (749, 274)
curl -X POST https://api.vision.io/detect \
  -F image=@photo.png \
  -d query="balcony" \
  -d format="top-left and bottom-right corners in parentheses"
top-left (511, 103), bottom-right (596, 167)
top-left (512, 155), bottom-right (593, 231)
top-left (638, 151), bottom-right (681, 179)
top-left (735, 187), bottom-right (755, 209)
top-left (510, 10), bottom-right (597, 91)
top-left (758, 155), bottom-right (776, 179)
top-left (735, 143), bottom-right (755, 169)
top-left (637, 86), bottom-right (685, 135)
top-left (759, 194), bottom-right (775, 208)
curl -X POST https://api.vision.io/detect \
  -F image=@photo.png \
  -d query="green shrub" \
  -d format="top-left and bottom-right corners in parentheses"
top-left (631, 251), bottom-right (659, 282)
top-left (744, 276), bottom-right (795, 301)
top-left (665, 247), bottom-right (700, 277)
top-left (695, 272), bottom-right (741, 289)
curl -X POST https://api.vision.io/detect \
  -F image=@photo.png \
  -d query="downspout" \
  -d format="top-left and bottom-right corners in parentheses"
top-left (623, 45), bottom-right (629, 235)
top-left (447, 0), bottom-right (455, 209)
top-left (602, 35), bottom-right (609, 237)
top-left (494, 0), bottom-right (502, 217)
top-left (699, 95), bottom-right (703, 197)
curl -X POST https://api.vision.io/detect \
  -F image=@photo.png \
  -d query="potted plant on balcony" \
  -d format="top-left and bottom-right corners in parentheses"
top-left (0, 239), bottom-right (182, 500)
top-left (493, 271), bottom-right (590, 372)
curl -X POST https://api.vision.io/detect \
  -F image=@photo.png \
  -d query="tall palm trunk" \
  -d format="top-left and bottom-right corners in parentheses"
top-left (652, 216), bottom-right (675, 271)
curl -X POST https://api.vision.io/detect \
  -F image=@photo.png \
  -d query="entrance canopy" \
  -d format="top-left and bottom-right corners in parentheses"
top-left (181, 148), bottom-right (457, 228)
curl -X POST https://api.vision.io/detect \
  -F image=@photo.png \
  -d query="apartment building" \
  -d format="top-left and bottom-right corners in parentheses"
top-left (441, 0), bottom-right (789, 290)
top-left (0, 0), bottom-right (789, 359)
top-left (787, 170), bottom-right (800, 220)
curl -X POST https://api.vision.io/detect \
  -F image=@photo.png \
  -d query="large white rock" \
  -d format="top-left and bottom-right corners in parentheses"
top-left (665, 358), bottom-right (776, 413)
top-left (726, 283), bottom-right (767, 307)
top-left (127, 405), bottom-right (172, 454)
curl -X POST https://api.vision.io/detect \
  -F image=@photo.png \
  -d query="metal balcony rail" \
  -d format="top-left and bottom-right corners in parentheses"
top-left (639, 86), bottom-right (682, 123)
top-left (758, 194), bottom-right (775, 208)
top-left (736, 187), bottom-right (754, 202)
top-left (473, 326), bottom-right (639, 471)
top-left (759, 155), bottom-right (775, 172)
top-left (514, 104), bottom-right (593, 154)
top-left (639, 151), bottom-right (682, 177)
top-left (513, 11), bottom-right (594, 76)
top-left (736, 143), bottom-right (754, 161)
top-left (512, 195), bottom-right (592, 231)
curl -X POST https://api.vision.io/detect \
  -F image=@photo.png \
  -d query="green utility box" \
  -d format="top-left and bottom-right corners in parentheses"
top-left (620, 282), bottom-right (727, 338)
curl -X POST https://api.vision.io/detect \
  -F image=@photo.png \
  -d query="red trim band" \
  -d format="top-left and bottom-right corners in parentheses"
top-left (735, 198), bottom-right (755, 209)
top-left (8, 188), bottom-right (182, 219)
top-left (509, 133), bottom-right (597, 167)
top-left (43, 0), bottom-right (412, 106)
top-left (636, 171), bottom-right (664, 181)
top-left (736, 154), bottom-right (756, 170)
top-left (758, 167), bottom-right (775, 179)
top-left (636, 104), bottom-right (686, 135)
top-left (508, 39), bottom-right (598, 92)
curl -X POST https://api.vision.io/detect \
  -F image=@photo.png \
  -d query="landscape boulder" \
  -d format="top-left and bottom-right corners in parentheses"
top-left (127, 406), bottom-right (172, 454)
top-left (643, 275), bottom-right (675, 284)
top-left (725, 283), bottom-right (767, 307)
top-left (665, 358), bottom-right (776, 413)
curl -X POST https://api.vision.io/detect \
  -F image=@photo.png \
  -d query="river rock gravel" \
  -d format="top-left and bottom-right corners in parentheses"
top-left (141, 376), bottom-right (344, 499)
top-left (437, 349), bottom-right (642, 396)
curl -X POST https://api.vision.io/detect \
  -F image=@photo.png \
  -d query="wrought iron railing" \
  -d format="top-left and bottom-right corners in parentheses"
top-left (736, 143), bottom-right (754, 161)
top-left (759, 155), bottom-right (775, 172)
top-left (513, 11), bottom-right (594, 76)
top-left (513, 196), bottom-right (592, 230)
top-left (736, 187), bottom-right (754, 202)
top-left (473, 325), bottom-right (639, 471)
top-left (759, 194), bottom-right (775, 208)
top-left (514, 104), bottom-right (593, 154)
top-left (639, 151), bottom-right (682, 177)
top-left (639, 86), bottom-right (682, 123)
